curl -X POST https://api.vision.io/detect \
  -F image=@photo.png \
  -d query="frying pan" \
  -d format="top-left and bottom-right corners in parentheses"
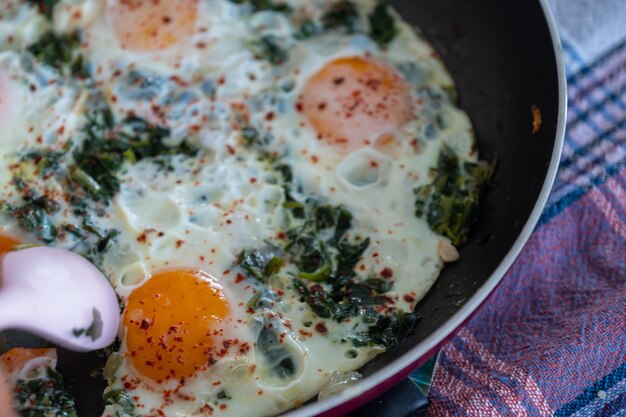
top-left (2, 0), bottom-right (566, 415)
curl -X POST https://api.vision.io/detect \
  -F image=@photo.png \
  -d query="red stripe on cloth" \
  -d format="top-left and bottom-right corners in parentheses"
top-left (429, 169), bottom-right (626, 413)
top-left (589, 187), bottom-right (626, 239)
top-left (431, 360), bottom-right (502, 417)
top-left (456, 330), bottom-right (552, 416)
top-left (445, 344), bottom-right (530, 417)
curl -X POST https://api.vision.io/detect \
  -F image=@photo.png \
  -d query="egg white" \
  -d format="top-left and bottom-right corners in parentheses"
top-left (0, 1), bottom-right (481, 416)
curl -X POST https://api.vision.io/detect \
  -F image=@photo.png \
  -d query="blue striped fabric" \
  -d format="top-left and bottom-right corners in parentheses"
top-left (421, 16), bottom-right (626, 417)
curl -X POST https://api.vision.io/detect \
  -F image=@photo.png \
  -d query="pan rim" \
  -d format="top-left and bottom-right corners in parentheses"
top-left (282, 0), bottom-right (568, 415)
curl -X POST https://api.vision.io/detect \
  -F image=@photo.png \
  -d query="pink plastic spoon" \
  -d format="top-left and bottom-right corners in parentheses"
top-left (0, 247), bottom-right (120, 352)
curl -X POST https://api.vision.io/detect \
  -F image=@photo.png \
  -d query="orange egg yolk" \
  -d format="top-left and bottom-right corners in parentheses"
top-left (124, 269), bottom-right (230, 382)
top-left (0, 234), bottom-right (20, 255)
top-left (0, 348), bottom-right (55, 375)
top-left (297, 56), bottom-right (415, 151)
top-left (108, 0), bottom-right (199, 51)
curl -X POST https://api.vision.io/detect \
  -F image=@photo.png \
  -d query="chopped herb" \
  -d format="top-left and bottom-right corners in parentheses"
top-left (369, 1), bottom-right (397, 45)
top-left (21, 149), bottom-right (66, 177)
top-left (293, 19), bottom-right (321, 40)
top-left (264, 256), bottom-right (284, 277)
top-left (248, 35), bottom-right (288, 65)
top-left (229, 0), bottom-right (291, 12)
top-left (284, 201), bottom-right (368, 283)
top-left (103, 389), bottom-right (135, 417)
top-left (71, 105), bottom-right (197, 202)
top-left (297, 263), bottom-right (331, 282)
top-left (239, 126), bottom-right (272, 147)
top-left (12, 367), bottom-right (77, 417)
top-left (27, 31), bottom-right (87, 77)
top-left (9, 196), bottom-right (59, 243)
top-left (415, 145), bottom-right (495, 245)
top-left (25, 0), bottom-right (59, 19)
top-left (216, 390), bottom-right (232, 400)
top-left (346, 311), bottom-right (419, 349)
top-left (322, 1), bottom-right (359, 33)
top-left (238, 249), bottom-right (283, 281)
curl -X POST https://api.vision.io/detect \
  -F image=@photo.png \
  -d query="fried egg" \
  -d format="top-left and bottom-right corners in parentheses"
top-left (0, 1), bottom-right (486, 416)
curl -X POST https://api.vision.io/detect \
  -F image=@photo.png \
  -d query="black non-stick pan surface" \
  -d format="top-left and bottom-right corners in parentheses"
top-left (3, 0), bottom-right (565, 416)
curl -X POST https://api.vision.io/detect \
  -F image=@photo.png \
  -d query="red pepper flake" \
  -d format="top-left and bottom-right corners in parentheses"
top-left (295, 102), bottom-right (303, 112)
top-left (212, 380), bottom-right (222, 386)
top-left (311, 155), bottom-right (319, 164)
top-left (381, 267), bottom-right (394, 279)
top-left (219, 404), bottom-right (227, 410)
top-left (226, 144), bottom-right (236, 155)
top-left (176, 239), bottom-right (185, 248)
top-left (249, 177), bottom-right (257, 184)
top-left (140, 319), bottom-right (151, 330)
top-left (404, 293), bottom-right (416, 303)
top-left (169, 75), bottom-right (188, 87)
top-left (234, 273), bottom-right (245, 284)
top-left (315, 322), bottom-right (327, 334)
top-left (265, 112), bottom-right (275, 121)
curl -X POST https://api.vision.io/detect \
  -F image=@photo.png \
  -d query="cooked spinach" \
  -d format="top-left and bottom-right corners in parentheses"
top-left (239, 126), bottom-right (273, 148)
top-left (12, 367), bottom-right (77, 417)
top-left (27, 31), bottom-right (87, 77)
top-left (238, 249), bottom-right (283, 281)
top-left (346, 311), bottom-right (419, 349)
top-left (322, 1), bottom-right (359, 33)
top-left (25, 0), bottom-right (59, 19)
top-left (71, 105), bottom-right (197, 202)
top-left (9, 195), bottom-right (59, 243)
top-left (248, 35), bottom-right (288, 65)
top-left (293, 19), bottom-right (321, 40)
top-left (369, 1), bottom-right (397, 45)
top-left (284, 201), bottom-right (369, 283)
top-left (103, 389), bottom-right (136, 417)
top-left (229, 0), bottom-right (291, 12)
top-left (415, 145), bottom-right (495, 245)
top-left (21, 149), bottom-right (66, 177)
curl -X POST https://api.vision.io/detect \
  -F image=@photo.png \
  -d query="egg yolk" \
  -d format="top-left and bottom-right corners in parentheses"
top-left (0, 234), bottom-right (19, 254)
top-left (297, 56), bottom-right (414, 151)
top-left (124, 269), bottom-right (230, 382)
top-left (0, 348), bottom-right (55, 375)
top-left (107, 0), bottom-right (199, 51)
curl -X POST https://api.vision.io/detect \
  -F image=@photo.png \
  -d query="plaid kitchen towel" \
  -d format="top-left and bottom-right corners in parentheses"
top-left (421, 2), bottom-right (626, 417)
